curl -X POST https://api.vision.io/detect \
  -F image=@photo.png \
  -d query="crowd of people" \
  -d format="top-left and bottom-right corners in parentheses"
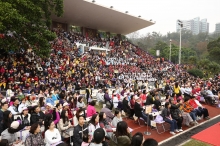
top-left (0, 28), bottom-right (220, 146)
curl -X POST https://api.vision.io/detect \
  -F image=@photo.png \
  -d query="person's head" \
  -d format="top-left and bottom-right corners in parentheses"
top-left (46, 120), bottom-right (55, 131)
top-left (175, 82), bottom-right (178, 88)
top-left (3, 110), bottom-right (12, 121)
top-left (78, 115), bottom-right (85, 126)
top-left (60, 110), bottom-right (69, 123)
top-left (115, 110), bottom-right (121, 118)
top-left (164, 102), bottom-right (171, 109)
top-left (21, 98), bottom-right (26, 104)
top-left (89, 114), bottom-right (99, 125)
top-left (155, 95), bottom-right (159, 100)
top-left (22, 107), bottom-right (29, 115)
top-left (29, 123), bottom-right (41, 134)
top-left (56, 103), bottom-right (62, 110)
top-left (8, 121), bottom-right (21, 134)
top-left (33, 106), bottom-right (40, 113)
top-left (39, 97), bottom-right (44, 107)
top-left (89, 100), bottom-right (96, 106)
top-left (78, 96), bottom-right (83, 103)
top-left (169, 97), bottom-right (175, 104)
top-left (1, 100), bottom-right (8, 111)
top-left (13, 98), bottom-right (20, 106)
top-left (115, 121), bottom-right (129, 137)
top-left (143, 138), bottom-right (158, 146)
top-left (131, 132), bottom-right (144, 146)
top-left (93, 128), bottom-right (105, 144)
top-left (46, 103), bottom-right (52, 110)
top-left (99, 112), bottom-right (106, 122)
top-left (63, 102), bottom-right (69, 109)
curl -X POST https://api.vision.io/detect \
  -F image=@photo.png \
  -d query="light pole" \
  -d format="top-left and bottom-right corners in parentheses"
top-left (178, 20), bottom-right (183, 64)
top-left (169, 39), bottom-right (172, 62)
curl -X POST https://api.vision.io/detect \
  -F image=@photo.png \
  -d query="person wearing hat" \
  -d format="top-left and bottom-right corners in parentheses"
top-left (1, 121), bottom-right (22, 145)
top-left (63, 102), bottom-right (73, 122)
top-left (134, 95), bottom-right (151, 126)
top-left (18, 106), bottom-right (31, 127)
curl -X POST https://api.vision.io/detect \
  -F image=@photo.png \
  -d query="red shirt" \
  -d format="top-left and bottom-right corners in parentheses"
top-left (189, 99), bottom-right (198, 109)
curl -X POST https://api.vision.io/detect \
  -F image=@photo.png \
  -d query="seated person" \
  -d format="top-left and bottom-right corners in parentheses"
top-left (89, 128), bottom-right (108, 146)
top-left (143, 138), bottom-right (158, 146)
top-left (134, 96), bottom-right (152, 127)
top-left (189, 96), bottom-right (210, 120)
top-left (86, 100), bottom-right (97, 117)
top-left (161, 102), bottom-right (179, 135)
top-left (182, 98), bottom-right (198, 125)
top-left (154, 95), bottom-right (162, 111)
top-left (112, 110), bottom-right (123, 128)
top-left (73, 115), bottom-right (89, 146)
top-left (100, 107), bottom-right (114, 123)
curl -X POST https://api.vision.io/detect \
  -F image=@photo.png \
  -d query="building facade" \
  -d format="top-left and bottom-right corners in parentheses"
top-left (176, 17), bottom-right (209, 35)
top-left (215, 23), bottom-right (220, 33)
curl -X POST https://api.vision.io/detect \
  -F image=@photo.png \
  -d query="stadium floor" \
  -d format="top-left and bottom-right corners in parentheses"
top-left (124, 104), bottom-right (220, 144)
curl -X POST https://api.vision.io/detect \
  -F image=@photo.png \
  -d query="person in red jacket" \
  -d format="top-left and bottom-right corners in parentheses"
top-left (189, 96), bottom-right (210, 120)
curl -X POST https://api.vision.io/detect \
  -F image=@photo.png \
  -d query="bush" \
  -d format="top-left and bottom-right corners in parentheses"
top-left (187, 69), bottom-right (204, 78)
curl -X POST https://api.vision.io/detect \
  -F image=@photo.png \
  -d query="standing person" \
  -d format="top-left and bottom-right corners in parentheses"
top-left (0, 99), bottom-right (8, 134)
top-left (104, 89), bottom-right (113, 110)
top-left (86, 85), bottom-right (92, 104)
top-left (161, 102), bottom-right (179, 135)
top-left (73, 115), bottom-right (89, 146)
top-left (24, 123), bottom-right (45, 146)
top-left (112, 110), bottom-right (122, 127)
top-left (130, 95), bottom-right (135, 118)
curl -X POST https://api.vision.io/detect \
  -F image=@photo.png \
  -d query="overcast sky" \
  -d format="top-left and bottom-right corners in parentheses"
top-left (95, 0), bottom-right (220, 35)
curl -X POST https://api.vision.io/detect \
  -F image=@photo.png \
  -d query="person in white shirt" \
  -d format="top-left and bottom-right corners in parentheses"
top-left (6, 86), bottom-right (13, 97)
top-left (18, 98), bottom-right (27, 113)
top-left (96, 89), bottom-right (104, 103)
top-left (44, 120), bottom-right (64, 146)
top-left (88, 114), bottom-right (100, 141)
top-left (8, 97), bottom-right (20, 115)
top-left (112, 93), bottom-right (119, 109)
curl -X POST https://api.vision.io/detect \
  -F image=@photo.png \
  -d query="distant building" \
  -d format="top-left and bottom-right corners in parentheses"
top-left (176, 17), bottom-right (209, 35)
top-left (215, 23), bottom-right (220, 33)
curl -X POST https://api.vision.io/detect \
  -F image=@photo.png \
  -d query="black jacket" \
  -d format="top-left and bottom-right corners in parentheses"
top-left (122, 99), bottom-right (130, 113)
top-left (170, 104), bottom-right (181, 119)
top-left (145, 95), bottom-right (154, 105)
top-left (134, 102), bottom-right (143, 118)
top-left (73, 124), bottom-right (88, 146)
top-left (31, 111), bottom-right (45, 125)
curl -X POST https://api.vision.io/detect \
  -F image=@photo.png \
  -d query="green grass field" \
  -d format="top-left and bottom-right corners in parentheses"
top-left (182, 139), bottom-right (211, 146)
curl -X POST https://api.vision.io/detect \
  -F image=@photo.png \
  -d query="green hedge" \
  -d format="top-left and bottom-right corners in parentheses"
top-left (187, 69), bottom-right (204, 78)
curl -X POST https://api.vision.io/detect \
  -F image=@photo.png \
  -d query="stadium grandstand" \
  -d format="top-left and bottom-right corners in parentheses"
top-left (0, 0), bottom-right (220, 146)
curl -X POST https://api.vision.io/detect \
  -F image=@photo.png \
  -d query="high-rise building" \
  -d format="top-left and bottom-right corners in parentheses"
top-left (200, 19), bottom-right (209, 33)
top-left (176, 17), bottom-right (209, 35)
top-left (215, 23), bottom-right (220, 33)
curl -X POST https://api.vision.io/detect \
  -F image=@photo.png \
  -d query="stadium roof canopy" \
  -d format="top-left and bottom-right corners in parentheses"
top-left (52, 0), bottom-right (155, 35)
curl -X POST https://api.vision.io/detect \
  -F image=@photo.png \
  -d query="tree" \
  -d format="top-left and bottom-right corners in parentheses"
top-left (207, 37), bottom-right (220, 64)
top-left (0, 0), bottom-right (64, 57)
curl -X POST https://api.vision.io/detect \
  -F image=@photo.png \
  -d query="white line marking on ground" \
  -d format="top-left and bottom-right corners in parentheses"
top-left (158, 115), bottom-right (220, 145)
